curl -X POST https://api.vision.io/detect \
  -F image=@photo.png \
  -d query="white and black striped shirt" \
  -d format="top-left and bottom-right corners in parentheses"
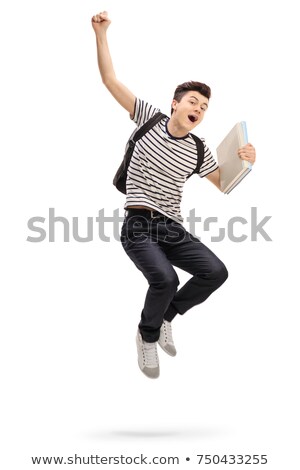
top-left (125, 99), bottom-right (218, 223)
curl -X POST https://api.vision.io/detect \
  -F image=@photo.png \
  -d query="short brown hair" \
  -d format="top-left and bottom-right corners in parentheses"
top-left (171, 81), bottom-right (211, 114)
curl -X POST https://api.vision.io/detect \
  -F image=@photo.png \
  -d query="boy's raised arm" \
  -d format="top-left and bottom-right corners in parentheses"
top-left (91, 11), bottom-right (136, 117)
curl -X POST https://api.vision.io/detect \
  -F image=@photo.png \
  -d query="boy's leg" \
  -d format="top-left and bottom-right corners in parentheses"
top-left (163, 227), bottom-right (228, 321)
top-left (121, 216), bottom-right (179, 343)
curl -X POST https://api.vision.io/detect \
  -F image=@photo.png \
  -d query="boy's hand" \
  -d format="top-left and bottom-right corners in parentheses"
top-left (238, 143), bottom-right (256, 165)
top-left (91, 11), bottom-right (111, 34)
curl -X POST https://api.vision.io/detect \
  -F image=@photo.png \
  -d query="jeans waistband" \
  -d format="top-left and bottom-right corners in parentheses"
top-left (125, 208), bottom-right (168, 220)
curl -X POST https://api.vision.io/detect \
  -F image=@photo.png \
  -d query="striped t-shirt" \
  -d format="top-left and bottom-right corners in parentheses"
top-left (125, 98), bottom-right (218, 223)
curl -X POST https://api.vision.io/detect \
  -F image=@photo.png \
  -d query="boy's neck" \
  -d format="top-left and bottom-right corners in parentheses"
top-left (167, 115), bottom-right (189, 138)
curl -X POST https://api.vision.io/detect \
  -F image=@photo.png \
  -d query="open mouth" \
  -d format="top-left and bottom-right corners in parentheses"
top-left (188, 115), bottom-right (198, 123)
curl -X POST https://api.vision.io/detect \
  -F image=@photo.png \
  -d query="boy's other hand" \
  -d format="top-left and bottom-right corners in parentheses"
top-left (238, 143), bottom-right (256, 165)
top-left (91, 11), bottom-right (111, 34)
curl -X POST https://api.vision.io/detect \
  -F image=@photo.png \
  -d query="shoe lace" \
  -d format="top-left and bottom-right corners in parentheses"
top-left (162, 320), bottom-right (173, 343)
top-left (143, 341), bottom-right (159, 366)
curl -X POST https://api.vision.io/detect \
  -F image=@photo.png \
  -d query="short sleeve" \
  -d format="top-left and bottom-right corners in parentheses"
top-left (131, 98), bottom-right (161, 128)
top-left (199, 139), bottom-right (219, 177)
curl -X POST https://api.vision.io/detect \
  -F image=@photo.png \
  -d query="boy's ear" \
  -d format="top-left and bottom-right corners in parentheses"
top-left (171, 99), bottom-right (178, 113)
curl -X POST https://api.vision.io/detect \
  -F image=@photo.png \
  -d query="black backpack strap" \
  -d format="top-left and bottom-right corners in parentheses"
top-left (189, 133), bottom-right (205, 176)
top-left (132, 112), bottom-right (167, 143)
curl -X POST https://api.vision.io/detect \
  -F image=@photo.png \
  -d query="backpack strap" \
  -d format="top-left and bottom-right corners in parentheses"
top-left (189, 133), bottom-right (205, 176)
top-left (132, 112), bottom-right (167, 143)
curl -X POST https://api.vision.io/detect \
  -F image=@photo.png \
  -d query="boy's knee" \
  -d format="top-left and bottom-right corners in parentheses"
top-left (205, 260), bottom-right (228, 286)
top-left (157, 271), bottom-right (179, 292)
top-left (215, 262), bottom-right (228, 285)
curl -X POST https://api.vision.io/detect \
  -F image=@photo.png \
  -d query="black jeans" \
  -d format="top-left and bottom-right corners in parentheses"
top-left (121, 209), bottom-right (228, 342)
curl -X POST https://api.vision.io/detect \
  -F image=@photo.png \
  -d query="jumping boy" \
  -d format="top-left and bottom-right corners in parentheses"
top-left (91, 11), bottom-right (256, 379)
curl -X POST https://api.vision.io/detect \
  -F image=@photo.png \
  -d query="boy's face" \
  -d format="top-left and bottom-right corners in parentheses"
top-left (171, 91), bottom-right (209, 131)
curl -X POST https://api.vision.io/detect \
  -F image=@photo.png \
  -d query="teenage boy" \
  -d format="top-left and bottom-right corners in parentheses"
top-left (91, 11), bottom-right (256, 379)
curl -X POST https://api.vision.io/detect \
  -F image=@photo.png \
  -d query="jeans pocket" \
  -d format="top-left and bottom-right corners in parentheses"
top-left (121, 216), bottom-right (150, 242)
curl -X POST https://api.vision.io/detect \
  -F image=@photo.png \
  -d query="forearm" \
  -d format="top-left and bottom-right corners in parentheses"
top-left (95, 31), bottom-right (116, 85)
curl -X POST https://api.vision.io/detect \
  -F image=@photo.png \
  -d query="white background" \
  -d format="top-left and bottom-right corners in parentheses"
top-left (1, 0), bottom-right (299, 468)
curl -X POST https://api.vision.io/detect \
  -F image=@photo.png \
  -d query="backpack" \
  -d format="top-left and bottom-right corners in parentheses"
top-left (113, 112), bottom-right (205, 194)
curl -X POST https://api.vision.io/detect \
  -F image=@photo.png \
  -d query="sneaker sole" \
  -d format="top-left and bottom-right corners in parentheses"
top-left (158, 340), bottom-right (177, 357)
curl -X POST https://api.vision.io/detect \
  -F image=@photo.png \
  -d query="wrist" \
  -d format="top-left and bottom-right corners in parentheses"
top-left (95, 30), bottom-right (108, 41)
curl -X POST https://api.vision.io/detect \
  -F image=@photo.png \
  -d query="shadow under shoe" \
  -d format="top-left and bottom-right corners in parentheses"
top-left (158, 320), bottom-right (177, 357)
top-left (136, 331), bottom-right (160, 379)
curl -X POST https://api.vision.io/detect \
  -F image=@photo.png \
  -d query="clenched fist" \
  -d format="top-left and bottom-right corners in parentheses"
top-left (91, 11), bottom-right (111, 34)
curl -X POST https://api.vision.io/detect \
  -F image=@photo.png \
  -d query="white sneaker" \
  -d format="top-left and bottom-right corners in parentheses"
top-left (158, 320), bottom-right (177, 356)
top-left (136, 330), bottom-right (160, 379)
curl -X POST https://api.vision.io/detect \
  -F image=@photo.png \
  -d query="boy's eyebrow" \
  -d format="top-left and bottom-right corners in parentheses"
top-left (190, 95), bottom-right (208, 108)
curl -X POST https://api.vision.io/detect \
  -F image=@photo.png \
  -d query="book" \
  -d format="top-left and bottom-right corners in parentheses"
top-left (216, 121), bottom-right (252, 194)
